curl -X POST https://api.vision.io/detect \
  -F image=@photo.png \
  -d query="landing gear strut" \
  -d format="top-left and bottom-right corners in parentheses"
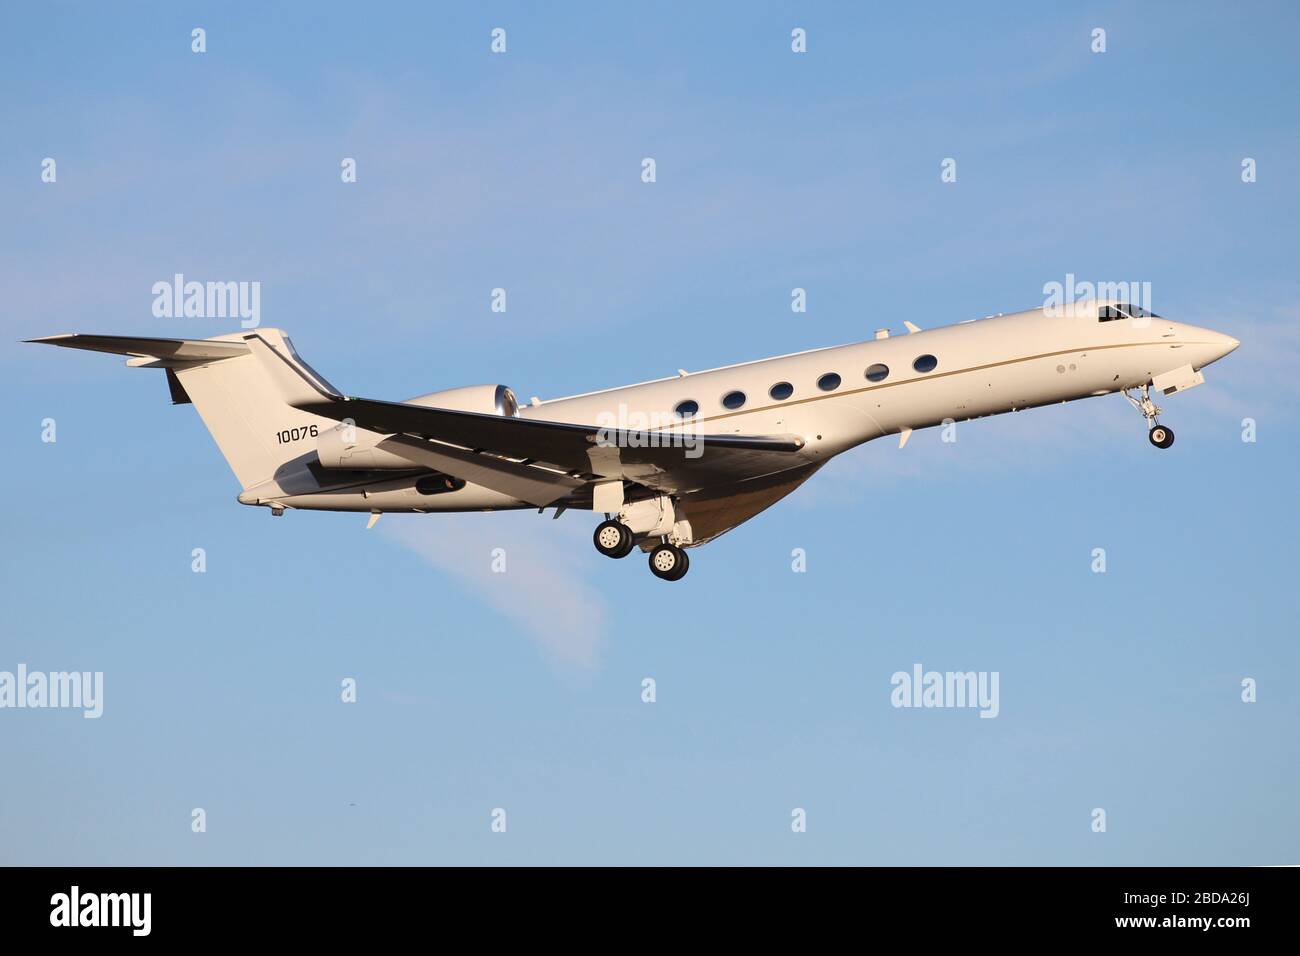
top-left (593, 519), bottom-right (635, 558)
top-left (1124, 384), bottom-right (1175, 449)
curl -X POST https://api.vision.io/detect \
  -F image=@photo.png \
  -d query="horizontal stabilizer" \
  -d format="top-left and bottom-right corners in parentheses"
top-left (25, 333), bottom-right (249, 363)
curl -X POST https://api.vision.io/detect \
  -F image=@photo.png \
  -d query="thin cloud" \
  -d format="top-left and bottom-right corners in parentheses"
top-left (381, 511), bottom-right (606, 670)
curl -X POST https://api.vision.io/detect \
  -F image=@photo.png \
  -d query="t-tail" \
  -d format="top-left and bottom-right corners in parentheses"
top-left (25, 329), bottom-right (340, 490)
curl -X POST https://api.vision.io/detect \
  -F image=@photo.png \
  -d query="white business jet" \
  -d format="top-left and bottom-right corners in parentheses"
top-left (29, 299), bottom-right (1237, 580)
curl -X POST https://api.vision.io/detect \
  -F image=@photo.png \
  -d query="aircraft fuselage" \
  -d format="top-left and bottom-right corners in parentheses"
top-left (273, 301), bottom-right (1236, 516)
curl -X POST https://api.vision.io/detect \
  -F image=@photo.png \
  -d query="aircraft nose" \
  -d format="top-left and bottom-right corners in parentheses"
top-left (1211, 331), bottom-right (1240, 360)
top-left (1185, 326), bottom-right (1239, 364)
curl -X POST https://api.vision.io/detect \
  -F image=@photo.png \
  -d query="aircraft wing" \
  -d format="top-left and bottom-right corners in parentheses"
top-left (244, 334), bottom-right (805, 497)
top-left (374, 433), bottom-right (585, 507)
top-left (305, 394), bottom-right (804, 495)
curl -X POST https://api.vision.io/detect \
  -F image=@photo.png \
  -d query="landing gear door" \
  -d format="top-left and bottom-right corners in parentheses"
top-left (1151, 364), bottom-right (1205, 396)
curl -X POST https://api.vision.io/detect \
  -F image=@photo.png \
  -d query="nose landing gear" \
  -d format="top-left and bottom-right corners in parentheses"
top-left (1124, 384), bottom-right (1175, 449)
top-left (1148, 424), bottom-right (1175, 449)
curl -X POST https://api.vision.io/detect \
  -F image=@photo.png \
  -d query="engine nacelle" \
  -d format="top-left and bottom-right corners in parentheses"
top-left (405, 384), bottom-right (519, 417)
top-left (314, 384), bottom-right (519, 470)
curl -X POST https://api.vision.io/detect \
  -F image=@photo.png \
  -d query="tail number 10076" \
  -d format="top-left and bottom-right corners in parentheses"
top-left (275, 424), bottom-right (319, 444)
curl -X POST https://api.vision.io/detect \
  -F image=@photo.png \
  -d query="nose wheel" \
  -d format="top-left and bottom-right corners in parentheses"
top-left (1124, 384), bottom-right (1175, 450)
top-left (593, 519), bottom-right (635, 558)
top-left (649, 543), bottom-right (690, 581)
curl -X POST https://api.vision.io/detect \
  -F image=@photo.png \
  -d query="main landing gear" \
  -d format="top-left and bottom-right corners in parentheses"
top-left (648, 543), bottom-right (689, 581)
top-left (592, 518), bottom-right (692, 580)
top-left (1124, 384), bottom-right (1175, 449)
top-left (593, 519), bottom-right (636, 559)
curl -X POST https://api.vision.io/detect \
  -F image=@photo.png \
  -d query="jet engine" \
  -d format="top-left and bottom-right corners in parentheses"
top-left (405, 384), bottom-right (519, 417)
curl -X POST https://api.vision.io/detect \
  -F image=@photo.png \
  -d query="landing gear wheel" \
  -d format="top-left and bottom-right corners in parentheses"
top-left (672, 548), bottom-right (689, 580)
top-left (648, 543), bottom-right (690, 581)
top-left (614, 532), bottom-right (636, 558)
top-left (1125, 385), bottom-right (1174, 450)
top-left (1148, 425), bottom-right (1175, 449)
top-left (593, 519), bottom-right (635, 558)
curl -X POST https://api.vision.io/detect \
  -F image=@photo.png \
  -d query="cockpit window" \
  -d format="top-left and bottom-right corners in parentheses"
top-left (1099, 303), bottom-right (1161, 321)
top-left (1122, 304), bottom-right (1159, 318)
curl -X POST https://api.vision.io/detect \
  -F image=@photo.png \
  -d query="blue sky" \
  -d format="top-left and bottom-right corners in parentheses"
top-left (1, 1), bottom-right (1297, 864)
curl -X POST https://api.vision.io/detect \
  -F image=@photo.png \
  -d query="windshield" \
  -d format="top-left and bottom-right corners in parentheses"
top-left (1099, 303), bottom-right (1161, 321)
